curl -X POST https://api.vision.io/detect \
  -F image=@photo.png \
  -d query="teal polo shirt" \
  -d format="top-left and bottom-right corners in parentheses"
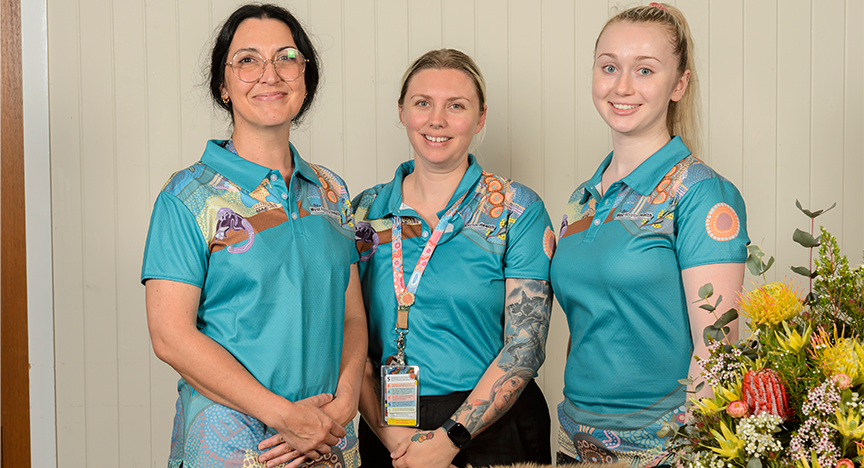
top-left (551, 136), bottom-right (749, 430)
top-left (354, 156), bottom-right (555, 396)
top-left (141, 139), bottom-right (358, 404)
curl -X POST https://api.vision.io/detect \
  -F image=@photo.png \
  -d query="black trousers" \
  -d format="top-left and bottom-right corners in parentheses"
top-left (359, 378), bottom-right (551, 468)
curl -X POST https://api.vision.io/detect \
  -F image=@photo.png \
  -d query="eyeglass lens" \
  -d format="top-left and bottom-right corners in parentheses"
top-left (229, 48), bottom-right (306, 83)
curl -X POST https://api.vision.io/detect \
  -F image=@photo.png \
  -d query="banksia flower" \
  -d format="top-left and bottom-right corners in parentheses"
top-left (742, 369), bottom-right (791, 420)
top-left (738, 282), bottom-right (803, 326)
top-left (727, 400), bottom-right (749, 418)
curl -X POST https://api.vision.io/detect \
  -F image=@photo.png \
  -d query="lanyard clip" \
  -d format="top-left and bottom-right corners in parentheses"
top-left (393, 328), bottom-right (407, 366)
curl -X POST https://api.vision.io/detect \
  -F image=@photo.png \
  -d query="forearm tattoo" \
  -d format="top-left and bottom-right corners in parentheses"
top-left (452, 279), bottom-right (552, 435)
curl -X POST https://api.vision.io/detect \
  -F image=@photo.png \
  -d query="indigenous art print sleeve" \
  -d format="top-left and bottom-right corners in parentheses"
top-left (502, 198), bottom-right (555, 281)
top-left (674, 176), bottom-right (749, 270)
top-left (141, 190), bottom-right (210, 287)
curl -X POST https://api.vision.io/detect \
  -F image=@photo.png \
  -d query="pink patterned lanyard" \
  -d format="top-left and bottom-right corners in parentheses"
top-left (391, 190), bottom-right (469, 331)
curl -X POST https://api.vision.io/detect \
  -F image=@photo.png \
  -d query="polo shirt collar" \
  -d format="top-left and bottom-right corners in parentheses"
top-left (201, 139), bottom-right (323, 192)
top-left (578, 136), bottom-right (691, 203)
top-left (366, 154), bottom-right (484, 220)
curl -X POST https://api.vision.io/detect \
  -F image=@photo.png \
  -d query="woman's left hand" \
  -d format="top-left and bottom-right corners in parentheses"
top-left (390, 428), bottom-right (459, 468)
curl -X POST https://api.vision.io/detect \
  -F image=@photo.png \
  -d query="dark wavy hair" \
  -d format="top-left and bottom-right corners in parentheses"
top-left (209, 3), bottom-right (320, 126)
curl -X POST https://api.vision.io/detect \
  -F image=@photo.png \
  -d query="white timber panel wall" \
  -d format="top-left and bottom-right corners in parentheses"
top-left (47, 1), bottom-right (864, 466)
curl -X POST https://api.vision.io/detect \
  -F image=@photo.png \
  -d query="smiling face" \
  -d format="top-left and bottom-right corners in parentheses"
top-left (220, 18), bottom-right (306, 133)
top-left (592, 21), bottom-right (689, 143)
top-left (399, 68), bottom-right (487, 173)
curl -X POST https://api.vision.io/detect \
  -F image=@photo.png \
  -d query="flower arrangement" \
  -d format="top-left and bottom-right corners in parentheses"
top-left (662, 202), bottom-right (864, 468)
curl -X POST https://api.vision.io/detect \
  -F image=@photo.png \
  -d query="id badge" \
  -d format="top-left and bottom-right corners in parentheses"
top-left (380, 365), bottom-right (420, 427)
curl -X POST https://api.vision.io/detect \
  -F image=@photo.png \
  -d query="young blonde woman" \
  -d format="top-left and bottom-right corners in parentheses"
top-left (354, 49), bottom-right (555, 468)
top-left (551, 4), bottom-right (749, 467)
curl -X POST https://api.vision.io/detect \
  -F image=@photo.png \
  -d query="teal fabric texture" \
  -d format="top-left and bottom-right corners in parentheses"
top-left (354, 155), bottom-right (555, 397)
top-left (141, 140), bottom-right (359, 467)
top-left (551, 136), bottom-right (749, 430)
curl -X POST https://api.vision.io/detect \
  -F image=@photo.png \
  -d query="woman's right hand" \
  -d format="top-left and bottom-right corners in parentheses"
top-left (257, 393), bottom-right (346, 466)
top-left (377, 425), bottom-right (417, 452)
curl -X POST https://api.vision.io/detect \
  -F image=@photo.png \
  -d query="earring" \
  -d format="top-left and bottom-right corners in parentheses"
top-left (222, 96), bottom-right (230, 104)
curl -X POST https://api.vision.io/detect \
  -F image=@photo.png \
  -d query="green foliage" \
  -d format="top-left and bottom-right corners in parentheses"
top-left (810, 227), bottom-right (864, 333)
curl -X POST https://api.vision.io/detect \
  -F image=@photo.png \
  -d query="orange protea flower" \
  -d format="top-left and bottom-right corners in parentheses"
top-left (738, 282), bottom-right (804, 326)
top-left (810, 327), bottom-right (864, 386)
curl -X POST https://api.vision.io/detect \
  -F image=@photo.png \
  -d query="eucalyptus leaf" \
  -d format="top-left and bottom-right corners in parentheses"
top-left (699, 304), bottom-right (716, 312)
top-left (793, 228), bottom-right (820, 248)
top-left (678, 378), bottom-right (693, 385)
top-left (747, 456), bottom-right (763, 468)
top-left (805, 292), bottom-right (820, 305)
top-left (694, 381), bottom-right (705, 392)
top-left (796, 200), bottom-right (838, 218)
top-left (703, 325), bottom-right (727, 345)
top-left (747, 244), bottom-right (765, 257)
top-left (698, 283), bottom-right (714, 300)
top-left (713, 294), bottom-right (724, 309)
top-left (746, 254), bottom-right (766, 276)
top-left (714, 308), bottom-right (739, 328)
top-left (764, 256), bottom-right (775, 272)
top-left (791, 265), bottom-right (812, 277)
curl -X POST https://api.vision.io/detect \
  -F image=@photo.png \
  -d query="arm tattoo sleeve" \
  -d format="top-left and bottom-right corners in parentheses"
top-left (459, 279), bottom-right (552, 435)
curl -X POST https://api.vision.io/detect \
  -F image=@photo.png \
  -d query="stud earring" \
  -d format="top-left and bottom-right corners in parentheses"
top-left (222, 96), bottom-right (230, 104)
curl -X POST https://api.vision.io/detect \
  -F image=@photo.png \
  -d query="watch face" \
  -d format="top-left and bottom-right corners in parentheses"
top-left (446, 421), bottom-right (472, 448)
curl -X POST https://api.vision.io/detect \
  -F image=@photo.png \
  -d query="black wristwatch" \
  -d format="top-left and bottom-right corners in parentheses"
top-left (440, 419), bottom-right (472, 449)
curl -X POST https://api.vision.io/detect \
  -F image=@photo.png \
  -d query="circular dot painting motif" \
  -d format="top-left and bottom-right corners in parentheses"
top-left (705, 203), bottom-right (740, 241)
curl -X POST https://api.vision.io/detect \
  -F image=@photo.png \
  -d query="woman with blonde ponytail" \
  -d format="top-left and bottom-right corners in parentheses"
top-left (550, 3), bottom-right (749, 466)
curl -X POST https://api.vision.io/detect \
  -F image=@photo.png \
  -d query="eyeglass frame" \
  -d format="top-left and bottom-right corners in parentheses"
top-left (224, 47), bottom-right (309, 83)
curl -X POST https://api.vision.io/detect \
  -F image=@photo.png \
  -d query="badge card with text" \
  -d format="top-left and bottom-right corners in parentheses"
top-left (380, 365), bottom-right (419, 427)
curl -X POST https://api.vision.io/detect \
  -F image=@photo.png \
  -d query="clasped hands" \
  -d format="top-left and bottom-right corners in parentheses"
top-left (256, 393), bottom-right (349, 468)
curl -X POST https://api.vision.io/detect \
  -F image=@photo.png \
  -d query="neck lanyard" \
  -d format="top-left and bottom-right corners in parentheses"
top-left (389, 190), bottom-right (468, 363)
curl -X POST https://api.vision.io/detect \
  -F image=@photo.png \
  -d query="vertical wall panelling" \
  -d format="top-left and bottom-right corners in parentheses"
top-left (79, 0), bottom-right (121, 464)
top-left (676, 0), bottom-right (710, 164)
top-left (540, 0), bottom-right (577, 435)
top-left (845, 0), bottom-right (864, 260)
top-left (475, 0), bottom-right (510, 177)
top-left (707, 1), bottom-right (743, 188)
top-left (375, 0), bottom-right (410, 181)
top-left (283, 0), bottom-right (312, 156)
top-left (742, 0), bottom-right (779, 283)
top-left (48, 0), bottom-right (87, 461)
top-left (810, 0), bottom-right (845, 239)
top-left (178, 0), bottom-right (215, 165)
top-left (343, 0), bottom-right (379, 196)
top-left (144, 1), bottom-right (185, 463)
top-left (573, 1), bottom-right (607, 184)
top-left (776, 0), bottom-right (812, 285)
top-left (409, 0), bottom-right (443, 60)
top-left (309, 0), bottom-right (346, 172)
top-left (112, 0), bottom-right (154, 464)
top-left (442, 0), bottom-right (475, 55)
top-left (509, 0), bottom-right (543, 194)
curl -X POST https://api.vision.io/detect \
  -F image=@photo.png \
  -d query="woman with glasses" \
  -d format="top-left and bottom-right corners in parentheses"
top-left (353, 49), bottom-right (554, 468)
top-left (141, 4), bottom-right (365, 468)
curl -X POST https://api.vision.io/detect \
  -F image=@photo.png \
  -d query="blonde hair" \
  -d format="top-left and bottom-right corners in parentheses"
top-left (596, 3), bottom-right (702, 156)
top-left (398, 48), bottom-right (487, 114)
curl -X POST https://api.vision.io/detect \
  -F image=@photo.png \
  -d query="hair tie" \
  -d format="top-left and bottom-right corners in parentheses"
top-left (649, 2), bottom-right (667, 11)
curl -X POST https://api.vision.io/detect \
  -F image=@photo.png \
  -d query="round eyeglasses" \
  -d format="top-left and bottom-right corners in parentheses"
top-left (226, 47), bottom-right (308, 83)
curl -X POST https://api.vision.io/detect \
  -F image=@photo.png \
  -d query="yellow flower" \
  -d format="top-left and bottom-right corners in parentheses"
top-left (714, 379), bottom-right (743, 404)
top-left (738, 282), bottom-right (803, 326)
top-left (775, 321), bottom-right (812, 354)
top-left (794, 451), bottom-right (823, 468)
top-left (830, 407), bottom-right (864, 440)
top-left (708, 420), bottom-right (744, 460)
top-left (692, 397), bottom-right (728, 416)
top-left (810, 328), bottom-right (864, 385)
